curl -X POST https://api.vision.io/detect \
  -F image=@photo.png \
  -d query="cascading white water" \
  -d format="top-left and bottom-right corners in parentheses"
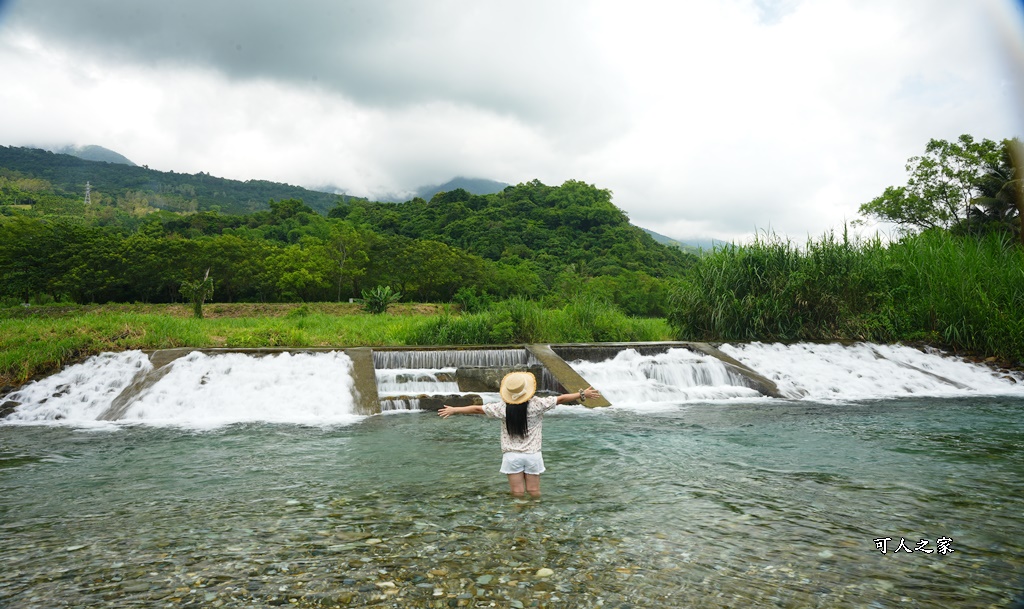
top-left (719, 342), bottom-right (1024, 401)
top-left (372, 349), bottom-right (543, 412)
top-left (378, 393), bottom-right (503, 413)
top-left (376, 367), bottom-right (460, 412)
top-left (375, 366), bottom-right (504, 412)
top-left (2, 351), bottom-right (153, 423)
top-left (3, 350), bottom-right (362, 428)
top-left (7, 343), bottom-right (1022, 426)
top-left (570, 348), bottom-right (763, 409)
top-left (375, 368), bottom-right (460, 395)
top-left (372, 349), bottom-right (535, 369)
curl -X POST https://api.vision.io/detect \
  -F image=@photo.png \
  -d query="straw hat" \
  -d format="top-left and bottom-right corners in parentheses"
top-left (500, 371), bottom-right (537, 404)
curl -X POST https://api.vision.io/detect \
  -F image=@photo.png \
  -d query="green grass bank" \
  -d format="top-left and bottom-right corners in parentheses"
top-left (5, 230), bottom-right (1021, 392)
top-left (0, 299), bottom-right (672, 390)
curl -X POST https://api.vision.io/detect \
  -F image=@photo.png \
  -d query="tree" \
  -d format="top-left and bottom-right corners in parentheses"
top-left (1012, 138), bottom-right (1024, 244)
top-left (0, 217), bottom-right (68, 301)
top-left (969, 138), bottom-right (1023, 243)
top-left (180, 269), bottom-right (214, 318)
top-left (267, 240), bottom-right (333, 301)
top-left (859, 135), bottom-right (1004, 233)
top-left (327, 221), bottom-right (368, 301)
top-left (199, 234), bottom-right (277, 302)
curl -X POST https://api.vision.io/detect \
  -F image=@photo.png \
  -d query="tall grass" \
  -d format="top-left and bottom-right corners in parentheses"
top-left (405, 296), bottom-right (671, 346)
top-left (890, 231), bottom-right (1024, 359)
top-left (669, 229), bottom-right (893, 340)
top-left (668, 229), bottom-right (1024, 363)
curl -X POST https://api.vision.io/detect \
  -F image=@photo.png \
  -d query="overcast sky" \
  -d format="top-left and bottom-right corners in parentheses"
top-left (1, 0), bottom-right (1022, 243)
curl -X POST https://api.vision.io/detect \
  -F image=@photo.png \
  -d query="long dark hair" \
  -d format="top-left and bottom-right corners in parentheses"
top-left (505, 401), bottom-right (528, 438)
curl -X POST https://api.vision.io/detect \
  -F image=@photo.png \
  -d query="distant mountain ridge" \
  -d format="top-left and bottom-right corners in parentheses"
top-left (641, 228), bottom-right (705, 254)
top-left (0, 146), bottom-right (345, 215)
top-left (5, 144), bottom-right (706, 250)
top-left (412, 177), bottom-right (509, 201)
top-left (51, 144), bottom-right (136, 166)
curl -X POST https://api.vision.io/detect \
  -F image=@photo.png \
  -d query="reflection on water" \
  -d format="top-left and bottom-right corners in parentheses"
top-left (1, 397), bottom-right (1023, 608)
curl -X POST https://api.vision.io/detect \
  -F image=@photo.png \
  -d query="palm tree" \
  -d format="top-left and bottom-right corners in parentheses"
top-left (965, 138), bottom-right (1023, 243)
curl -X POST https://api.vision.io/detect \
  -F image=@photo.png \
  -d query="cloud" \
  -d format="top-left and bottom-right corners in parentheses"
top-left (578, 0), bottom-right (1024, 240)
top-left (0, 0), bottom-right (1021, 243)
top-left (2, 1), bottom-right (628, 143)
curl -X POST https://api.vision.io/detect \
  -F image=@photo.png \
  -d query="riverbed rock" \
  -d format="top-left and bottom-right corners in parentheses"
top-left (456, 365), bottom-right (544, 393)
top-left (0, 400), bottom-right (19, 419)
top-left (412, 395), bottom-right (482, 411)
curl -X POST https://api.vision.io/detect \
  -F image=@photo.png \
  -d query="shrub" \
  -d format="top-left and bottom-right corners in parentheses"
top-left (453, 286), bottom-right (493, 314)
top-left (359, 285), bottom-right (402, 314)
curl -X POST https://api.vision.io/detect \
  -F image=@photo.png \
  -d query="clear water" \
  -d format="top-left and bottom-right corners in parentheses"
top-left (2, 395), bottom-right (1023, 608)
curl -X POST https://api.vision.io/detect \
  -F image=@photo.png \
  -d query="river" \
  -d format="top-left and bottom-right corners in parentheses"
top-left (1, 344), bottom-right (1022, 608)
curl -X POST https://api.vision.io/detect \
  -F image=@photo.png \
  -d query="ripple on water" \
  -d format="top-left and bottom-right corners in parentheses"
top-left (0, 397), bottom-right (1022, 607)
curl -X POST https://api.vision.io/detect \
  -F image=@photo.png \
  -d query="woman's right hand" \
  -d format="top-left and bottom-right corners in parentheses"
top-left (438, 405), bottom-right (455, 418)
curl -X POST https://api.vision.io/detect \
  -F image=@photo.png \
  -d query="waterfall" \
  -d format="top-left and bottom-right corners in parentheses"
top-left (569, 348), bottom-right (763, 408)
top-left (719, 342), bottom-right (1024, 401)
top-left (2, 351), bottom-right (362, 428)
top-left (5, 343), bottom-right (1021, 426)
top-left (375, 368), bottom-right (460, 395)
top-left (2, 351), bottom-right (153, 423)
top-left (372, 348), bottom-right (537, 369)
top-left (372, 349), bottom-right (548, 411)
top-left (376, 368), bottom-right (461, 412)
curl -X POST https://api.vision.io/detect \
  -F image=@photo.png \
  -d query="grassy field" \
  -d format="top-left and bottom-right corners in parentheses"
top-left (0, 300), bottom-right (673, 390)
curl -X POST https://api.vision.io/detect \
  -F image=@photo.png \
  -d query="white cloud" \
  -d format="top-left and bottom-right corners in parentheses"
top-left (0, 0), bottom-right (1021, 243)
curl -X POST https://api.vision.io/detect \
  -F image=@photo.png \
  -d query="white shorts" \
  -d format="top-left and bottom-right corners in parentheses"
top-left (500, 451), bottom-right (545, 475)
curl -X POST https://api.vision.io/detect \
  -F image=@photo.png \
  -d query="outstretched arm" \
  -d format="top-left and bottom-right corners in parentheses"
top-left (556, 386), bottom-right (601, 404)
top-left (438, 404), bottom-right (485, 418)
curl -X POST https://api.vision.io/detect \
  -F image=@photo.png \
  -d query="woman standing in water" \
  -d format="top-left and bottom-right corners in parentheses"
top-left (438, 371), bottom-right (602, 498)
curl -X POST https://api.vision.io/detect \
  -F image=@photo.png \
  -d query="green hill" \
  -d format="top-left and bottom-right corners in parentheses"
top-left (53, 145), bottom-right (136, 166)
top-left (0, 146), bottom-right (346, 215)
top-left (330, 179), bottom-right (694, 279)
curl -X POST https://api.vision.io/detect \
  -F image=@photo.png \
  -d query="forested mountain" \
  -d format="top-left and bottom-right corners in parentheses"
top-left (52, 145), bottom-right (136, 166)
top-left (0, 146), bottom-right (346, 215)
top-left (0, 157), bottom-right (695, 314)
top-left (330, 180), bottom-right (691, 278)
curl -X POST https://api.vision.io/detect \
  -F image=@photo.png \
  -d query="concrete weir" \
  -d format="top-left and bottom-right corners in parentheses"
top-left (526, 344), bottom-right (612, 408)
top-left (104, 342), bottom-right (782, 420)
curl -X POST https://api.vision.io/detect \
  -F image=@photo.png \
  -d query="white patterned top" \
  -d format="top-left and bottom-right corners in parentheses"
top-left (481, 396), bottom-right (559, 454)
